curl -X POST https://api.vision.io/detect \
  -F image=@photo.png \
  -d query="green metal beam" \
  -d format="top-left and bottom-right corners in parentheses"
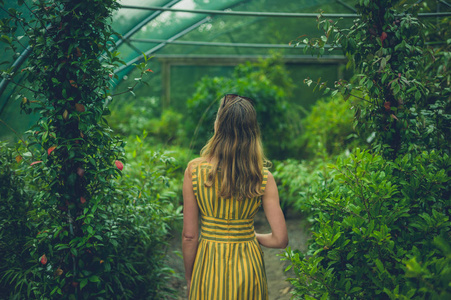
top-left (129, 38), bottom-right (333, 49)
top-left (120, 5), bottom-right (451, 18)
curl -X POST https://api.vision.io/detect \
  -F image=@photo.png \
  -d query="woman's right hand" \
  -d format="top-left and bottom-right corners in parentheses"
top-left (257, 171), bottom-right (289, 249)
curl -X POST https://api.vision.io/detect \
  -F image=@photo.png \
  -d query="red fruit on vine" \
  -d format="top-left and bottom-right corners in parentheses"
top-left (71, 281), bottom-right (79, 288)
top-left (31, 161), bottom-right (43, 166)
top-left (384, 102), bottom-right (391, 111)
top-left (115, 160), bottom-right (124, 171)
top-left (40, 254), bottom-right (48, 265)
top-left (380, 32), bottom-right (388, 43)
top-left (75, 103), bottom-right (85, 112)
top-left (80, 196), bottom-right (86, 204)
top-left (109, 73), bottom-right (113, 78)
top-left (69, 80), bottom-right (78, 88)
top-left (47, 146), bottom-right (56, 155)
top-left (77, 167), bottom-right (85, 177)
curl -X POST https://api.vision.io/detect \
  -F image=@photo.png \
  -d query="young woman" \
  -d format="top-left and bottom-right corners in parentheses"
top-left (182, 94), bottom-right (288, 300)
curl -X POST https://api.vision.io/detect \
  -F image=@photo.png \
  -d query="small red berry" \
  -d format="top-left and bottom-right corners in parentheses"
top-left (47, 146), bottom-right (56, 155)
top-left (115, 160), bottom-right (124, 171)
top-left (40, 254), bottom-right (48, 265)
top-left (384, 102), bottom-right (391, 111)
top-left (380, 32), bottom-right (388, 43)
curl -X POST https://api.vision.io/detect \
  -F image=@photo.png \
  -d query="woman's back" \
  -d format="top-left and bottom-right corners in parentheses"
top-left (188, 162), bottom-right (269, 299)
top-left (182, 95), bottom-right (287, 300)
top-left (193, 162), bottom-right (268, 220)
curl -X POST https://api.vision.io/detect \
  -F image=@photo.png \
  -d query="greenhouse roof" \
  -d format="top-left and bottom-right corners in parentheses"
top-left (0, 0), bottom-right (450, 136)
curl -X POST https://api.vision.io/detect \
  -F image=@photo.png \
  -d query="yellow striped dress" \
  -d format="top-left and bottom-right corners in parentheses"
top-left (189, 162), bottom-right (269, 300)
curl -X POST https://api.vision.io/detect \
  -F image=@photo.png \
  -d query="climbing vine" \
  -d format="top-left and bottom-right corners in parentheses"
top-left (0, 1), bottom-right (177, 299)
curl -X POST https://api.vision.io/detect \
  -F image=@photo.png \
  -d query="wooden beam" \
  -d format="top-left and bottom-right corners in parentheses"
top-left (156, 55), bottom-right (347, 66)
top-left (161, 61), bottom-right (171, 109)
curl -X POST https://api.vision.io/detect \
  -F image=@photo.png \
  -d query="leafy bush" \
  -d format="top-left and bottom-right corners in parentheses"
top-left (300, 95), bottom-right (367, 158)
top-left (186, 55), bottom-right (302, 160)
top-left (0, 142), bottom-right (38, 299)
top-left (283, 1), bottom-right (451, 298)
top-left (272, 93), bottom-right (368, 212)
top-left (302, 1), bottom-right (450, 159)
top-left (0, 140), bottom-right (182, 299)
top-left (108, 96), bottom-right (161, 136)
top-left (273, 158), bottom-right (330, 213)
top-left (283, 148), bottom-right (450, 299)
top-left (0, 0), bottom-right (182, 298)
top-left (108, 97), bottom-right (188, 146)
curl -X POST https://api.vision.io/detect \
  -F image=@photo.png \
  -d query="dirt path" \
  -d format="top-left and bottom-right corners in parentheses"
top-left (167, 210), bottom-right (309, 300)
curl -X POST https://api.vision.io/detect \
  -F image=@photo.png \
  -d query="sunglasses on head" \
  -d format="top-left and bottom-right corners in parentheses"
top-left (222, 94), bottom-right (254, 107)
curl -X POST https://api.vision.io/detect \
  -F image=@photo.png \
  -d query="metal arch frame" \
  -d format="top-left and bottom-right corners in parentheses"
top-left (120, 4), bottom-right (451, 17)
top-left (336, 0), bottom-right (357, 13)
top-left (0, 0), bottom-right (185, 109)
top-left (114, 16), bottom-right (211, 74)
top-left (439, 0), bottom-right (451, 8)
top-left (109, 0), bottom-right (183, 54)
top-left (114, 0), bottom-right (255, 73)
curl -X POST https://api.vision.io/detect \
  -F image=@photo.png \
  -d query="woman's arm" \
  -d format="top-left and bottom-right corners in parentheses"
top-left (255, 171), bottom-right (288, 249)
top-left (182, 166), bottom-right (199, 292)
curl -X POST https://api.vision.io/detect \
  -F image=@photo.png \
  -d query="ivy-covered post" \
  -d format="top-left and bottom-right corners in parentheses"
top-left (301, 0), bottom-right (450, 158)
top-left (283, 1), bottom-right (450, 299)
top-left (0, 0), bottom-right (151, 298)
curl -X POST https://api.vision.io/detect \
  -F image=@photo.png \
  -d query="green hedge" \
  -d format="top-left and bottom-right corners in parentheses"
top-left (283, 148), bottom-right (450, 299)
top-left (0, 141), bottom-right (182, 299)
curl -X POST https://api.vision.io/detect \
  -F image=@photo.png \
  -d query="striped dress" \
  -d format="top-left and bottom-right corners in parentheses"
top-left (189, 162), bottom-right (269, 300)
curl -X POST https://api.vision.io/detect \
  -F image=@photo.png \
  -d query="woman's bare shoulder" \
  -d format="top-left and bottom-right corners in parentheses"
top-left (187, 157), bottom-right (208, 171)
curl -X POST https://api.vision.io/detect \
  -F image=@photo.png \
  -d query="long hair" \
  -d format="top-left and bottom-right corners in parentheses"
top-left (191, 95), bottom-right (269, 200)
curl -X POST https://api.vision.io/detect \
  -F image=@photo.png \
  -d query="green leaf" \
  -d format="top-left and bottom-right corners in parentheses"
top-left (80, 278), bottom-right (88, 290)
top-left (89, 275), bottom-right (100, 282)
top-left (415, 90), bottom-right (421, 100)
top-left (375, 259), bottom-right (385, 273)
top-left (345, 280), bottom-right (351, 292)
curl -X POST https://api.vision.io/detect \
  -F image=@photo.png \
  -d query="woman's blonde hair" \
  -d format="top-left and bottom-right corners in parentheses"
top-left (190, 95), bottom-right (270, 199)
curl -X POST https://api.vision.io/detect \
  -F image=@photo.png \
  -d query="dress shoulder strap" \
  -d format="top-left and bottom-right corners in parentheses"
top-left (261, 168), bottom-right (269, 194)
top-left (191, 164), bottom-right (199, 198)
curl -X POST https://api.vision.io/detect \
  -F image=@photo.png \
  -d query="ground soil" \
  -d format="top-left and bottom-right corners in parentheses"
top-left (167, 210), bottom-right (309, 300)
